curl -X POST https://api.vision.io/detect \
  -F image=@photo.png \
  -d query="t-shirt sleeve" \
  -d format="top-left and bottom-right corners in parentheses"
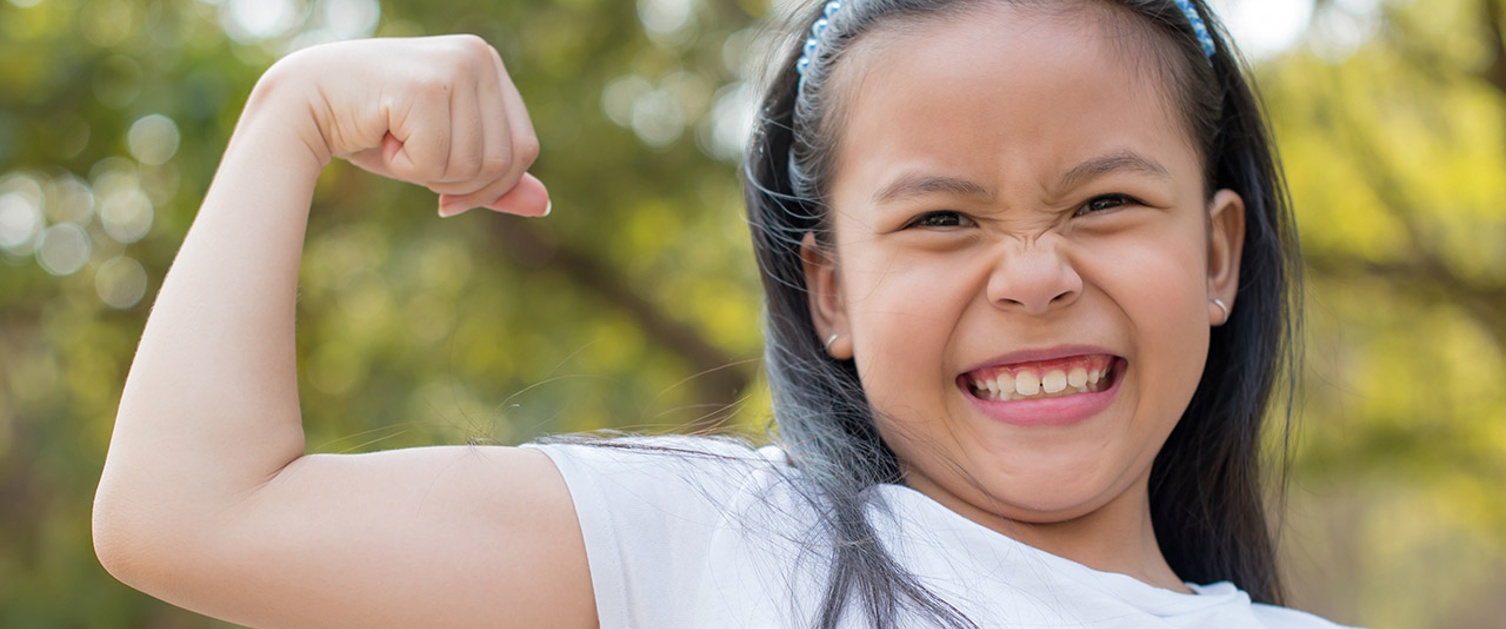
top-left (522, 436), bottom-right (772, 629)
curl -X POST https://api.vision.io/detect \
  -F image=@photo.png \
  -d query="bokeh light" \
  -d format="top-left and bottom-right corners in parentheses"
top-left (46, 175), bottom-right (96, 226)
top-left (630, 89), bottom-right (685, 148)
top-left (0, 173), bottom-right (44, 254)
top-left (0, 191), bottom-right (43, 254)
top-left (94, 256), bottom-right (148, 309)
top-left (126, 114), bottom-right (181, 166)
top-left (94, 168), bottom-right (154, 245)
top-left (35, 222), bottom-right (91, 276)
top-left (602, 75), bottom-right (652, 128)
top-left (704, 81), bottom-right (755, 163)
top-left (637, 0), bottom-right (694, 43)
top-left (316, 0), bottom-right (379, 39)
top-left (1211, 0), bottom-right (1315, 59)
top-left (220, 0), bottom-right (306, 43)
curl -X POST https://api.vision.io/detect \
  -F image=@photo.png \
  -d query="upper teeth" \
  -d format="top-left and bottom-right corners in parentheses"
top-left (970, 366), bottom-right (1105, 401)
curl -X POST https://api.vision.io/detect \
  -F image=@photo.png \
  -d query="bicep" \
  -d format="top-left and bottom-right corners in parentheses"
top-left (178, 446), bottom-right (596, 629)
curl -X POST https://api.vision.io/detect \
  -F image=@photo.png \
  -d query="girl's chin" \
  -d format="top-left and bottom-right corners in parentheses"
top-left (906, 456), bottom-right (1130, 525)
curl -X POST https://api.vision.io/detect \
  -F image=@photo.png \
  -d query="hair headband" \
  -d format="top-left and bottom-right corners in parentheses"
top-left (795, 0), bottom-right (1217, 82)
top-left (795, 0), bottom-right (843, 77)
top-left (1173, 0), bottom-right (1217, 57)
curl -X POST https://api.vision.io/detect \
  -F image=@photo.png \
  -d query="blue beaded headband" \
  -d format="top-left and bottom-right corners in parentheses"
top-left (795, 0), bottom-right (843, 77)
top-left (795, 0), bottom-right (1216, 81)
top-left (1173, 0), bottom-right (1217, 57)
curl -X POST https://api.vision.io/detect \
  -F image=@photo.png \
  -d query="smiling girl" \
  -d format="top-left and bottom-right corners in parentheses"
top-left (94, 0), bottom-right (1352, 627)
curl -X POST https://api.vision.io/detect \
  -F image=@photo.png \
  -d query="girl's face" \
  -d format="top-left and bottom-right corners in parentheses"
top-left (804, 6), bottom-right (1245, 536)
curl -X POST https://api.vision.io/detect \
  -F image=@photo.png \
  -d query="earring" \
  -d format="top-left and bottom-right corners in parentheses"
top-left (823, 334), bottom-right (840, 350)
top-left (1211, 298), bottom-right (1230, 325)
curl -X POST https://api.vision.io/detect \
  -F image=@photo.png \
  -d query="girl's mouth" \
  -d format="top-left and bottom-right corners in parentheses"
top-left (959, 354), bottom-right (1121, 402)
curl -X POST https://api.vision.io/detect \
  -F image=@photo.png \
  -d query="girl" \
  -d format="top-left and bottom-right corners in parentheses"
top-left (93, 0), bottom-right (1353, 627)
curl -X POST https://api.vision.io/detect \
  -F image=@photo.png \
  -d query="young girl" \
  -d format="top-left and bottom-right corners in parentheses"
top-left (93, 0), bottom-right (1354, 627)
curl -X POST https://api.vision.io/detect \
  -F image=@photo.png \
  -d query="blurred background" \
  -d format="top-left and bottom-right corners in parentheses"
top-left (0, 0), bottom-right (1501, 626)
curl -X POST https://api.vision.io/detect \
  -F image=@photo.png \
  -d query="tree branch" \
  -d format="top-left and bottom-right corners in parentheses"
top-left (1483, 0), bottom-right (1506, 95)
top-left (491, 219), bottom-right (753, 433)
top-left (1309, 63), bottom-right (1506, 353)
top-left (1304, 252), bottom-right (1506, 350)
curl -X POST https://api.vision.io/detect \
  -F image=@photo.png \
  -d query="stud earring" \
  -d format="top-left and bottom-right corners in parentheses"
top-left (1211, 298), bottom-right (1230, 324)
top-left (824, 334), bottom-right (840, 350)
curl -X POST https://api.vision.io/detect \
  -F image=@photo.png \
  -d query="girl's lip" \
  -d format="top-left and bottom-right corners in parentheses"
top-left (957, 345), bottom-right (1122, 375)
top-left (959, 357), bottom-right (1127, 427)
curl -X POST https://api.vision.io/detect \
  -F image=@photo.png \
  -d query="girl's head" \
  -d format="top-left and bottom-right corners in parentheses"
top-left (746, 0), bottom-right (1297, 613)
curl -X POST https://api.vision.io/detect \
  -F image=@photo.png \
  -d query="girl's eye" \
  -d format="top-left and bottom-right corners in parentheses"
top-left (906, 211), bottom-right (974, 229)
top-left (1076, 193), bottom-right (1138, 216)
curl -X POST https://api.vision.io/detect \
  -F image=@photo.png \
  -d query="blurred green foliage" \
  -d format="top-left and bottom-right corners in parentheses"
top-left (0, 0), bottom-right (1502, 626)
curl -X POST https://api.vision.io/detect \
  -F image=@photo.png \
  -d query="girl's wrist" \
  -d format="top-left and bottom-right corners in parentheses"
top-left (238, 57), bottom-right (338, 171)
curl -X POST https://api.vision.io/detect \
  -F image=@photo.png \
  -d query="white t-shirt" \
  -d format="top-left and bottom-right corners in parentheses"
top-left (525, 437), bottom-right (1353, 629)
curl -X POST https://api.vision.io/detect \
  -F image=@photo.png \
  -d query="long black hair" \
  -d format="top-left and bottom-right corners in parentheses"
top-left (742, 0), bottom-right (1301, 626)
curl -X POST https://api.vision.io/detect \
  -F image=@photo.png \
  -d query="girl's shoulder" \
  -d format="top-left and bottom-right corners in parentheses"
top-left (522, 433), bottom-right (800, 514)
top-left (522, 434), bottom-right (825, 627)
top-left (524, 433), bottom-right (782, 474)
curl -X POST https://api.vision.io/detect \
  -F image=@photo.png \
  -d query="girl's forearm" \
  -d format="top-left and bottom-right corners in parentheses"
top-left (97, 74), bottom-right (327, 540)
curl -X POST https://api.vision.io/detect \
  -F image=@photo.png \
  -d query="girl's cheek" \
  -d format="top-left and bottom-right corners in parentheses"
top-left (1080, 226), bottom-right (1208, 299)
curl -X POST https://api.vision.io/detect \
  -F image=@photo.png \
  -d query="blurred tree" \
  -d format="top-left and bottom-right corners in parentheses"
top-left (0, 0), bottom-right (1502, 626)
top-left (1258, 0), bottom-right (1506, 626)
top-left (1, 0), bottom-right (769, 624)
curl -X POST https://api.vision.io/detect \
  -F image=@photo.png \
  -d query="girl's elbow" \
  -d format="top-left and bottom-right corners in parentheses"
top-left (92, 493), bottom-right (151, 588)
top-left (92, 476), bottom-right (185, 592)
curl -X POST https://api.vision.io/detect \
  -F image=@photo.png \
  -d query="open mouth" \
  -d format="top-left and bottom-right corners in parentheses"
top-left (960, 354), bottom-right (1122, 402)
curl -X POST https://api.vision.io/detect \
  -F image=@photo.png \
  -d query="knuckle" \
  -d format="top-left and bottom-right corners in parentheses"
top-left (514, 137), bottom-right (540, 169)
top-left (440, 56), bottom-right (471, 81)
top-left (450, 34), bottom-right (493, 63)
top-left (421, 164), bottom-right (450, 183)
top-left (480, 153), bottom-right (513, 179)
top-left (413, 73), bottom-right (451, 96)
top-left (411, 153), bottom-right (449, 181)
top-left (460, 157), bottom-right (487, 182)
top-left (454, 33), bottom-right (487, 49)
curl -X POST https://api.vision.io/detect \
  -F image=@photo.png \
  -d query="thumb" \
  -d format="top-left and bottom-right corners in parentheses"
top-left (481, 173), bottom-right (551, 217)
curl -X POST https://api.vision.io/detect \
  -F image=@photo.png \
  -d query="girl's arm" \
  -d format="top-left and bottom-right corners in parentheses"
top-left (92, 36), bottom-right (596, 629)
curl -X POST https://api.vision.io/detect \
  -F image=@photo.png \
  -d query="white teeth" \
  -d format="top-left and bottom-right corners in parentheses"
top-left (1015, 370), bottom-right (1040, 396)
top-left (1068, 367), bottom-right (1088, 389)
top-left (1042, 370), bottom-right (1067, 394)
top-left (995, 373), bottom-right (1015, 396)
top-left (973, 362), bottom-right (1114, 401)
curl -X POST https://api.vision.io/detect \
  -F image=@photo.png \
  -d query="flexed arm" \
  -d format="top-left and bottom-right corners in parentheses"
top-left (93, 37), bottom-right (594, 628)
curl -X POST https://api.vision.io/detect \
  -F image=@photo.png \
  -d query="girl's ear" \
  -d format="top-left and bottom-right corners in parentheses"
top-left (1207, 189), bottom-right (1245, 326)
top-left (801, 232), bottom-right (853, 359)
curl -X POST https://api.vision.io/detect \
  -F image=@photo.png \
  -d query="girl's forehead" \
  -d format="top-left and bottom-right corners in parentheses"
top-left (826, 5), bottom-right (1198, 193)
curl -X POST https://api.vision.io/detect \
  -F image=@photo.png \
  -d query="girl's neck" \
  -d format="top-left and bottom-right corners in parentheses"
top-left (905, 471), bottom-right (1189, 593)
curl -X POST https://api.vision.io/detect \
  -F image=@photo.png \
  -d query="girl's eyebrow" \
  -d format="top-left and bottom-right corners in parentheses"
top-left (872, 174), bottom-right (994, 205)
top-left (871, 151), bottom-right (1172, 206)
top-left (1056, 151), bottom-right (1171, 190)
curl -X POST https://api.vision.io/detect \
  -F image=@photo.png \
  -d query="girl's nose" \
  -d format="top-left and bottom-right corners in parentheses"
top-left (985, 239), bottom-right (1083, 316)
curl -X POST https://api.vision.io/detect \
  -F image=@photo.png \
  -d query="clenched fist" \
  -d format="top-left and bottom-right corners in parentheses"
top-left (256, 35), bottom-right (548, 217)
